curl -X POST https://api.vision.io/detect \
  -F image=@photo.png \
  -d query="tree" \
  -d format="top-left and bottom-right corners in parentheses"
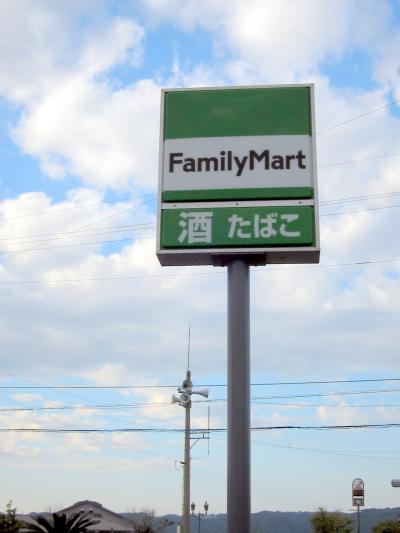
top-left (311, 507), bottom-right (353, 533)
top-left (372, 519), bottom-right (400, 533)
top-left (25, 512), bottom-right (99, 533)
top-left (128, 509), bottom-right (174, 533)
top-left (0, 502), bottom-right (23, 533)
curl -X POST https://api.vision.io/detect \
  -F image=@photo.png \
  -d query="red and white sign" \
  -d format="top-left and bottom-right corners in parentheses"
top-left (352, 478), bottom-right (365, 506)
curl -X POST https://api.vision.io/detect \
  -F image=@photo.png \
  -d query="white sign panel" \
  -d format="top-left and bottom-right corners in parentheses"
top-left (163, 135), bottom-right (313, 192)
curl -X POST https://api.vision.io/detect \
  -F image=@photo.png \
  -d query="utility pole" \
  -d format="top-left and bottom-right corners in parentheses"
top-left (183, 370), bottom-right (192, 533)
top-left (172, 370), bottom-right (209, 533)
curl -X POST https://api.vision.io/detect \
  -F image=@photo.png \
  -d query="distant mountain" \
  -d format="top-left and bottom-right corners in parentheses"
top-left (123, 507), bottom-right (400, 532)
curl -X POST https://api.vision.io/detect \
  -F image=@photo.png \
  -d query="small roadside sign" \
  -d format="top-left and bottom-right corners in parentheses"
top-left (352, 478), bottom-right (365, 507)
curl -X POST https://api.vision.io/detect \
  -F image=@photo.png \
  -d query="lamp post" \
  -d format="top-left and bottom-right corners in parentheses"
top-left (190, 501), bottom-right (209, 533)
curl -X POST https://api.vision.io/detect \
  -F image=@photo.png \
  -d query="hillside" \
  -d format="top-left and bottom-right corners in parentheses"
top-left (124, 507), bottom-right (400, 532)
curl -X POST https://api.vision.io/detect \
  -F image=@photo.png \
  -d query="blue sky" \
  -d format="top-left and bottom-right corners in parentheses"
top-left (1, 0), bottom-right (400, 519)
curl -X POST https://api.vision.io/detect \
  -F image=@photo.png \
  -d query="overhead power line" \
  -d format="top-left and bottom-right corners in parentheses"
top-left (320, 203), bottom-right (400, 217)
top-left (207, 388), bottom-right (400, 402)
top-left (0, 257), bottom-right (398, 286)
top-left (0, 223), bottom-right (155, 244)
top-left (319, 152), bottom-right (400, 168)
top-left (0, 190), bottom-right (398, 256)
top-left (320, 191), bottom-right (400, 206)
top-left (251, 438), bottom-right (400, 460)
top-left (0, 234), bottom-right (154, 257)
top-left (0, 190), bottom-right (399, 246)
top-left (0, 195), bottom-right (157, 261)
top-left (1, 423), bottom-right (400, 433)
top-left (241, 377), bottom-right (400, 387)
top-left (2, 400), bottom-right (400, 414)
top-left (1, 201), bottom-right (399, 259)
top-left (249, 401), bottom-right (400, 408)
top-left (253, 389), bottom-right (400, 399)
top-left (317, 98), bottom-right (400, 134)
top-left (0, 402), bottom-right (170, 413)
top-left (2, 376), bottom-right (400, 389)
top-left (320, 191), bottom-right (400, 205)
top-left (0, 194), bottom-right (156, 223)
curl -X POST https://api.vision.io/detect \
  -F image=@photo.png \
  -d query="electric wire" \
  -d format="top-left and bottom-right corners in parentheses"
top-left (0, 370), bottom-right (173, 434)
top-left (0, 190), bottom-right (399, 248)
top-left (0, 371), bottom-right (180, 461)
top-left (0, 234), bottom-right (154, 256)
top-left (0, 257), bottom-right (398, 287)
top-left (320, 203), bottom-right (400, 217)
top-left (318, 153), bottom-right (400, 168)
top-left (0, 195), bottom-right (156, 260)
top-left (1, 200), bottom-right (399, 258)
top-left (2, 376), bottom-right (400, 389)
top-left (317, 98), bottom-right (400, 134)
top-left (195, 432), bottom-right (400, 461)
top-left (1, 400), bottom-right (400, 413)
top-left (1, 422), bottom-right (400, 433)
top-left (319, 191), bottom-right (400, 205)
top-left (0, 178), bottom-right (399, 246)
top-left (0, 223), bottom-right (155, 244)
top-left (205, 388), bottom-right (400, 402)
top-left (250, 401), bottom-right (400, 408)
top-left (0, 190), bottom-right (398, 254)
top-left (0, 194), bottom-right (156, 223)
top-left (0, 402), bottom-right (171, 413)
top-left (250, 438), bottom-right (400, 460)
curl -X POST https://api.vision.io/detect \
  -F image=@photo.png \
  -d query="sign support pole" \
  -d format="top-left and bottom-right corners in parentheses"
top-left (227, 259), bottom-right (251, 533)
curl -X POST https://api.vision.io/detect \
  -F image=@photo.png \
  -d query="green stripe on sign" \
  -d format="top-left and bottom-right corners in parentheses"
top-left (162, 187), bottom-right (314, 202)
top-left (161, 206), bottom-right (315, 248)
top-left (164, 87), bottom-right (312, 139)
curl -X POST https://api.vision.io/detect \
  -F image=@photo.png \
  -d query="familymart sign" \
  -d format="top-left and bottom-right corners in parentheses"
top-left (157, 85), bottom-right (320, 266)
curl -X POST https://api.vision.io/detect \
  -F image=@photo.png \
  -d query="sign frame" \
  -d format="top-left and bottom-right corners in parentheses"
top-left (156, 84), bottom-right (320, 266)
top-left (352, 478), bottom-right (365, 507)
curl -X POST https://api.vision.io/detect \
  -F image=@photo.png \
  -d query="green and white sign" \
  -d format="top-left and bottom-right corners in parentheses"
top-left (161, 206), bottom-right (315, 248)
top-left (157, 85), bottom-right (319, 266)
top-left (162, 86), bottom-right (314, 202)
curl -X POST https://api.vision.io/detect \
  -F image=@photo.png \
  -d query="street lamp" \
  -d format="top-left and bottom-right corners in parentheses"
top-left (190, 501), bottom-right (209, 533)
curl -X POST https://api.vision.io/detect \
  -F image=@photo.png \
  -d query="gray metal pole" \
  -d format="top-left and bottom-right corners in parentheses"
top-left (357, 505), bottom-right (360, 533)
top-left (227, 259), bottom-right (251, 533)
top-left (183, 399), bottom-right (191, 533)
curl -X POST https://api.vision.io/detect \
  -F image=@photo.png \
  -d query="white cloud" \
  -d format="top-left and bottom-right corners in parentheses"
top-left (316, 402), bottom-right (400, 426)
top-left (141, 0), bottom-right (393, 83)
top-left (12, 74), bottom-right (159, 192)
top-left (79, 18), bottom-right (144, 75)
top-left (0, 2), bottom-right (157, 192)
top-left (0, 190), bottom-right (151, 272)
top-left (12, 393), bottom-right (44, 403)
